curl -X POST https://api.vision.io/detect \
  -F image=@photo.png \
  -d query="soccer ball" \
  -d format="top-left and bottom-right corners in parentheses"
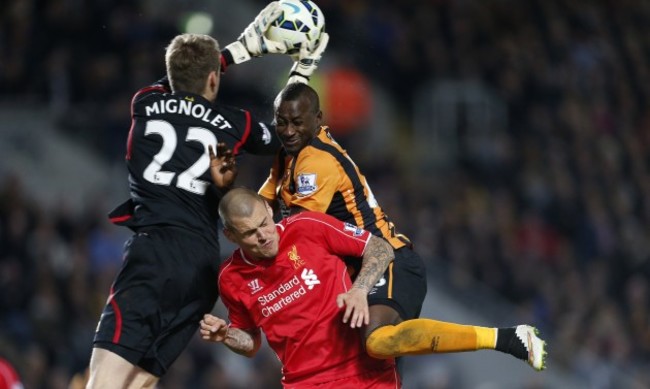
top-left (265, 0), bottom-right (325, 54)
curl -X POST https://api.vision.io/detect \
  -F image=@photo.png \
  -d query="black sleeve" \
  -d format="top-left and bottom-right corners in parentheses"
top-left (132, 77), bottom-right (170, 105)
top-left (153, 76), bottom-right (171, 90)
top-left (242, 111), bottom-right (281, 155)
top-left (221, 50), bottom-right (234, 71)
top-left (213, 104), bottom-right (281, 156)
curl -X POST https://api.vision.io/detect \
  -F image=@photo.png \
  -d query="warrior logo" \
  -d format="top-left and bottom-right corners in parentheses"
top-left (248, 278), bottom-right (263, 294)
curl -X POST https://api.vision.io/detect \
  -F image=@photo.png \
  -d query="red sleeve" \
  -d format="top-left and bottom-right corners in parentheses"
top-left (294, 212), bottom-right (371, 257)
top-left (218, 260), bottom-right (257, 330)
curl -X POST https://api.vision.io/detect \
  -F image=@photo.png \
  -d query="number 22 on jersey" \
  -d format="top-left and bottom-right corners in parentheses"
top-left (142, 119), bottom-right (216, 195)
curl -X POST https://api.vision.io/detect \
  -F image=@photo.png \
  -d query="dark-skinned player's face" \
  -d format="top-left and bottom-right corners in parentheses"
top-left (274, 96), bottom-right (322, 156)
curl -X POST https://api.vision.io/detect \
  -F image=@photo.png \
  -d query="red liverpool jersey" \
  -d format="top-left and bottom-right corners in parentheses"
top-left (218, 211), bottom-right (398, 388)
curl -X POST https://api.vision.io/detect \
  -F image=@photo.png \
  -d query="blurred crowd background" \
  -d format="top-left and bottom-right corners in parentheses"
top-left (2, 0), bottom-right (650, 388)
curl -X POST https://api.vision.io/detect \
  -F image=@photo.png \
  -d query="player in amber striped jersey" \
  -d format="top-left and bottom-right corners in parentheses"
top-left (256, 83), bottom-right (547, 374)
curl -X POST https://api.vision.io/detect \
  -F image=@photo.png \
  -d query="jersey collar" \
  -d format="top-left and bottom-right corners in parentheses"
top-left (172, 91), bottom-right (212, 106)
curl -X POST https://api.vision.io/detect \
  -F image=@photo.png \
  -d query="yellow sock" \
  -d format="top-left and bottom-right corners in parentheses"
top-left (475, 326), bottom-right (497, 349)
top-left (365, 318), bottom-right (497, 359)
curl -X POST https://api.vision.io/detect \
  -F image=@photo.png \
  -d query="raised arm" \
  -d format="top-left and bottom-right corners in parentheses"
top-left (220, 2), bottom-right (288, 69)
top-left (200, 314), bottom-right (261, 358)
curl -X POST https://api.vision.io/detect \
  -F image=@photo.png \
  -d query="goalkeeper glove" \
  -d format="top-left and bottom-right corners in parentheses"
top-left (287, 33), bottom-right (330, 84)
top-left (223, 2), bottom-right (289, 66)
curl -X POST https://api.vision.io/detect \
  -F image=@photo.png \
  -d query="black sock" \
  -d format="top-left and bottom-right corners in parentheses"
top-left (495, 327), bottom-right (527, 361)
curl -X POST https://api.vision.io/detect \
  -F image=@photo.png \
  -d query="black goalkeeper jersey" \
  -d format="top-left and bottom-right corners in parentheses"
top-left (109, 78), bottom-right (280, 246)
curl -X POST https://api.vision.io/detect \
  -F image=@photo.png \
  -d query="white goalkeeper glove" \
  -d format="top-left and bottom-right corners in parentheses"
top-left (287, 33), bottom-right (330, 84)
top-left (224, 2), bottom-right (289, 65)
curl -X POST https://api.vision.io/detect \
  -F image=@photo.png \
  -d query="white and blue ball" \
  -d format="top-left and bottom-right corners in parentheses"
top-left (265, 0), bottom-right (326, 54)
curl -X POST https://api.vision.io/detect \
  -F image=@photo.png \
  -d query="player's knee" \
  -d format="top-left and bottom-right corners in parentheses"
top-left (365, 325), bottom-right (399, 359)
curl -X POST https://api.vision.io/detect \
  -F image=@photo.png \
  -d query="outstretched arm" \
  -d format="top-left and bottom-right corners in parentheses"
top-left (336, 235), bottom-right (394, 328)
top-left (221, 2), bottom-right (288, 68)
top-left (200, 314), bottom-right (261, 357)
top-left (287, 33), bottom-right (329, 84)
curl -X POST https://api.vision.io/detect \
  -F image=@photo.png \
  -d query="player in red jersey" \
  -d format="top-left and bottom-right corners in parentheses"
top-left (200, 188), bottom-right (400, 388)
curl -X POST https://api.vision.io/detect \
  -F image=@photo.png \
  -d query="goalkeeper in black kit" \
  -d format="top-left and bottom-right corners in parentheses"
top-left (85, 2), bottom-right (329, 388)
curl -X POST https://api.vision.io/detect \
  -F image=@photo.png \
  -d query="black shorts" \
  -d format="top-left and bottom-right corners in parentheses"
top-left (93, 226), bottom-right (220, 377)
top-left (367, 246), bottom-right (427, 320)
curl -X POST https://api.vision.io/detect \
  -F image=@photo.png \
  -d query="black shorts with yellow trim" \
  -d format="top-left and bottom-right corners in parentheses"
top-left (367, 246), bottom-right (427, 320)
